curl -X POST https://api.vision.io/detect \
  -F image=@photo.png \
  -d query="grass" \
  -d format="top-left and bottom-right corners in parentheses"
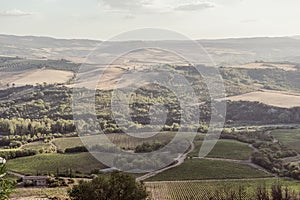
top-left (271, 129), bottom-right (300, 153)
top-left (189, 139), bottom-right (253, 160)
top-left (146, 178), bottom-right (300, 200)
top-left (146, 159), bottom-right (271, 181)
top-left (6, 152), bottom-right (106, 175)
top-left (53, 137), bottom-right (83, 151)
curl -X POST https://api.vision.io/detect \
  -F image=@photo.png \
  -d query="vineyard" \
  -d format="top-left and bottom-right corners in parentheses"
top-left (270, 129), bottom-right (300, 153)
top-left (53, 132), bottom-right (178, 151)
top-left (189, 139), bottom-right (253, 160)
top-left (146, 159), bottom-right (271, 181)
top-left (146, 179), bottom-right (300, 200)
top-left (6, 152), bottom-right (106, 175)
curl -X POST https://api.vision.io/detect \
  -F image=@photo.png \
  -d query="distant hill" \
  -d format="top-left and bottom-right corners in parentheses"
top-left (291, 35), bottom-right (300, 40)
top-left (1, 34), bottom-right (300, 65)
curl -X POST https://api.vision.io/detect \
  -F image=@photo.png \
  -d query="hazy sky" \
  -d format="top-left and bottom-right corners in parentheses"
top-left (0, 0), bottom-right (299, 40)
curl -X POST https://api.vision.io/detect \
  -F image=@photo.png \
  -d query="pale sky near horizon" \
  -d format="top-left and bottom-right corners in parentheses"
top-left (0, 0), bottom-right (299, 40)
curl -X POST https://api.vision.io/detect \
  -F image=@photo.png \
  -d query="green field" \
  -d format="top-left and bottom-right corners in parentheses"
top-left (53, 137), bottom-right (84, 151)
top-left (189, 139), bottom-right (253, 160)
top-left (146, 178), bottom-right (300, 200)
top-left (53, 132), bottom-right (178, 151)
top-left (6, 152), bottom-right (106, 175)
top-left (146, 159), bottom-right (271, 181)
top-left (271, 129), bottom-right (300, 153)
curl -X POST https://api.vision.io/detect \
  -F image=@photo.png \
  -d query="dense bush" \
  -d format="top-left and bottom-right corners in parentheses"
top-left (68, 172), bottom-right (148, 200)
top-left (0, 149), bottom-right (37, 160)
top-left (134, 142), bottom-right (165, 153)
top-left (47, 177), bottom-right (68, 187)
top-left (0, 157), bottom-right (14, 199)
top-left (65, 146), bottom-right (88, 154)
top-left (256, 184), bottom-right (300, 200)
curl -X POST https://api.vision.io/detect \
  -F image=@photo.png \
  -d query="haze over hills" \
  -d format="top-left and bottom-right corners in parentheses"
top-left (1, 34), bottom-right (300, 65)
top-left (1, 35), bottom-right (300, 199)
top-left (291, 35), bottom-right (300, 40)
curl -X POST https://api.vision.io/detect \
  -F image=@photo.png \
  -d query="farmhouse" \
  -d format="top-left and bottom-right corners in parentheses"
top-left (23, 176), bottom-right (49, 186)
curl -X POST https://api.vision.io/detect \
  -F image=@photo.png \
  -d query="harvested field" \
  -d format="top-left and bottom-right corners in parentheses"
top-left (224, 90), bottom-right (300, 108)
top-left (229, 62), bottom-right (297, 71)
top-left (0, 69), bottom-right (73, 88)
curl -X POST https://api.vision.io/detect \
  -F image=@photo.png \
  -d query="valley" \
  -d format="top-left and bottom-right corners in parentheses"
top-left (0, 35), bottom-right (299, 199)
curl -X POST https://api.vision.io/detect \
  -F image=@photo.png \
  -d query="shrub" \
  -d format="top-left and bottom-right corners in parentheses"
top-left (65, 146), bottom-right (88, 154)
top-left (68, 172), bottom-right (148, 200)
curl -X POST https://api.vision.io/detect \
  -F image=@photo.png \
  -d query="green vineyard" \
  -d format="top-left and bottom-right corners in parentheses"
top-left (146, 179), bottom-right (300, 200)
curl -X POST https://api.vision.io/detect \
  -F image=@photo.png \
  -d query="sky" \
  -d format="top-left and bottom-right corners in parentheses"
top-left (0, 0), bottom-right (300, 40)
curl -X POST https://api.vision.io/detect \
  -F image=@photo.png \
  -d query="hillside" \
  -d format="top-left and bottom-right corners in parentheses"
top-left (0, 35), bottom-right (300, 199)
top-left (1, 34), bottom-right (300, 65)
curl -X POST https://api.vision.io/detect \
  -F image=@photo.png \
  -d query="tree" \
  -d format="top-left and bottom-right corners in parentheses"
top-left (0, 157), bottom-right (14, 200)
top-left (68, 172), bottom-right (148, 200)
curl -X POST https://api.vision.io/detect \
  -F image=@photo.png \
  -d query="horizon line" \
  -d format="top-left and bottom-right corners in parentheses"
top-left (0, 32), bottom-right (299, 42)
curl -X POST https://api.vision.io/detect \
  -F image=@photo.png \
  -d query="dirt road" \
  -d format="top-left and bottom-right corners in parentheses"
top-left (137, 142), bottom-right (195, 181)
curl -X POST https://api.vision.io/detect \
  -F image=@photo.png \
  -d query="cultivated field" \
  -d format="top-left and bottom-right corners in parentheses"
top-left (146, 178), bottom-right (300, 200)
top-left (271, 129), bottom-right (300, 153)
top-left (189, 139), bottom-right (253, 160)
top-left (224, 90), bottom-right (300, 108)
top-left (146, 159), bottom-right (271, 181)
top-left (53, 132), bottom-right (178, 151)
top-left (6, 152), bottom-right (105, 175)
top-left (10, 178), bottom-right (300, 200)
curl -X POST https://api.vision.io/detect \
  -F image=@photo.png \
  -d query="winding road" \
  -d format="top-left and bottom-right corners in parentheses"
top-left (136, 142), bottom-right (195, 181)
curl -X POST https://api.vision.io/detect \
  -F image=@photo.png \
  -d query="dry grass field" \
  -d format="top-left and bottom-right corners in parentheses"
top-left (0, 69), bottom-right (73, 88)
top-left (224, 90), bottom-right (300, 108)
top-left (229, 62), bottom-right (297, 71)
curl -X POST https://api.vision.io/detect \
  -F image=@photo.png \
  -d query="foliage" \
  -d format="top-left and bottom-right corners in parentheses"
top-left (64, 146), bottom-right (88, 154)
top-left (0, 149), bottom-right (37, 160)
top-left (68, 172), bottom-right (148, 200)
top-left (47, 177), bottom-right (68, 188)
top-left (0, 158), bottom-right (14, 200)
top-left (256, 184), bottom-right (300, 200)
top-left (134, 141), bottom-right (165, 153)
